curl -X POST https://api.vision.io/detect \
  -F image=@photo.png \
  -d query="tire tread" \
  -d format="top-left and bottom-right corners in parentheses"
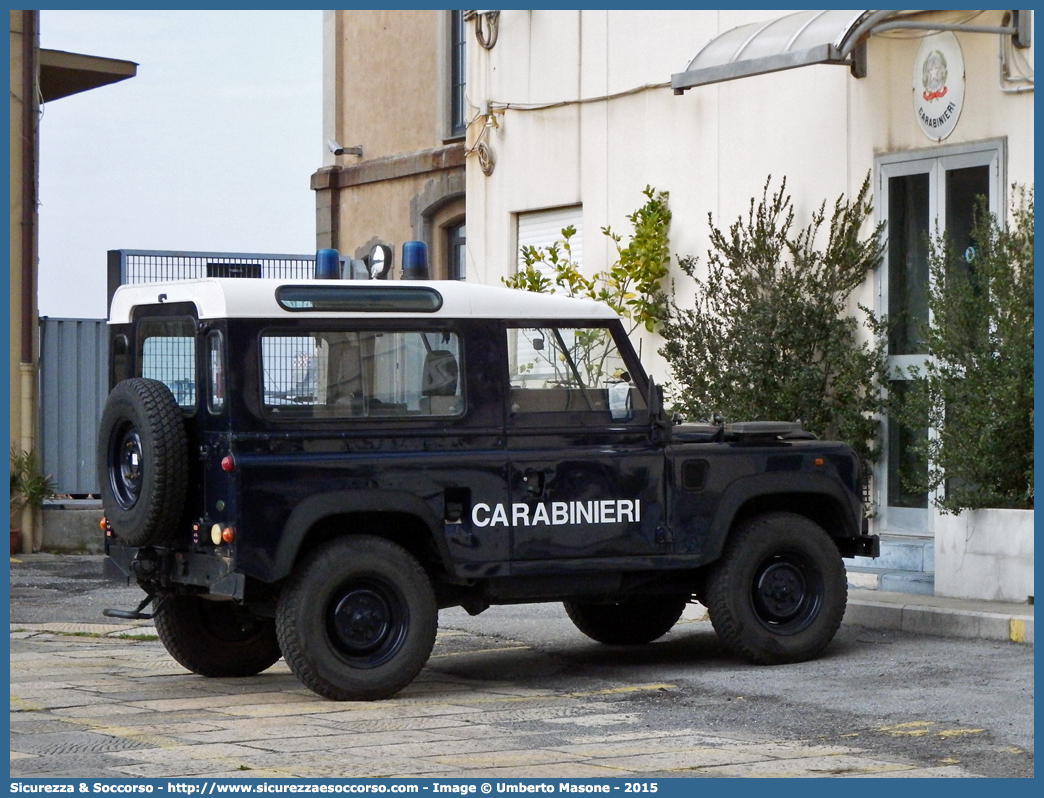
top-left (276, 536), bottom-right (437, 701)
top-left (564, 595), bottom-right (688, 645)
top-left (706, 512), bottom-right (847, 665)
top-left (155, 595), bottom-right (281, 677)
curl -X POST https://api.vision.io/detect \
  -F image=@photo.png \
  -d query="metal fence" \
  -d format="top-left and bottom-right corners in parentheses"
top-left (106, 249), bottom-right (334, 309)
top-left (39, 318), bottom-right (108, 495)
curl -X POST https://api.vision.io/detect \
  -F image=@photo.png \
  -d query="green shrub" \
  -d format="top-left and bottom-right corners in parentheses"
top-left (505, 186), bottom-right (672, 335)
top-left (894, 188), bottom-right (1034, 512)
top-left (10, 446), bottom-right (55, 524)
top-left (658, 175), bottom-right (888, 462)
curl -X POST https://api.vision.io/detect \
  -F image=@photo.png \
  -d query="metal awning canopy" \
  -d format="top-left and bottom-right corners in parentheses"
top-left (671, 10), bottom-right (1032, 93)
top-left (39, 49), bottom-right (137, 102)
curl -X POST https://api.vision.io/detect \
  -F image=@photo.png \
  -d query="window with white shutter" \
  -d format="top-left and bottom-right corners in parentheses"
top-left (516, 206), bottom-right (583, 278)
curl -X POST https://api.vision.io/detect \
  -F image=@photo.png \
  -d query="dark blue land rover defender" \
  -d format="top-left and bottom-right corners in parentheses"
top-left (100, 261), bottom-right (878, 701)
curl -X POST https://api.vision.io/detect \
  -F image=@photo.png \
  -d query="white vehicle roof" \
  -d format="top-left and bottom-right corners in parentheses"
top-left (108, 278), bottom-right (620, 324)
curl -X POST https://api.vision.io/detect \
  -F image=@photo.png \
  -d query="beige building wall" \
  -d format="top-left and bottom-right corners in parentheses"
top-left (10, 10), bottom-right (38, 458)
top-left (314, 10), bottom-right (466, 277)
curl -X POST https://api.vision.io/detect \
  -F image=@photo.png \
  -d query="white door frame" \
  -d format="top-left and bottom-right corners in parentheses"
top-left (874, 138), bottom-right (1005, 537)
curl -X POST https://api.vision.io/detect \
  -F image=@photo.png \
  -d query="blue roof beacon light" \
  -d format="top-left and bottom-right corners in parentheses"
top-left (314, 248), bottom-right (341, 279)
top-left (401, 241), bottom-right (429, 280)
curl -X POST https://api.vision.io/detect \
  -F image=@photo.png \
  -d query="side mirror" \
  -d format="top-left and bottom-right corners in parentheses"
top-left (608, 382), bottom-right (633, 422)
top-left (648, 377), bottom-right (670, 439)
top-left (368, 244), bottom-right (393, 280)
top-left (647, 376), bottom-right (661, 415)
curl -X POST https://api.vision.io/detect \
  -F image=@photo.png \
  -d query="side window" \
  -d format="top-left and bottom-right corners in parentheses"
top-left (448, 10), bottom-right (466, 138)
top-left (506, 326), bottom-right (645, 422)
top-left (207, 330), bottom-right (226, 414)
top-left (261, 330), bottom-right (463, 419)
top-left (138, 317), bottom-right (196, 409)
top-left (446, 221), bottom-right (466, 280)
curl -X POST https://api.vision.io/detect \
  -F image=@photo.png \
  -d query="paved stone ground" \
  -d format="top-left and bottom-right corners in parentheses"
top-left (11, 616), bottom-right (980, 780)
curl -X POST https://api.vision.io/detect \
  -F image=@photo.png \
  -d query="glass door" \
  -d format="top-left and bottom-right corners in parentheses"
top-left (875, 141), bottom-right (1002, 536)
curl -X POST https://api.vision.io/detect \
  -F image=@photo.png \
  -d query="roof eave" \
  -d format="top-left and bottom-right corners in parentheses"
top-left (671, 43), bottom-right (847, 92)
top-left (39, 48), bottom-right (138, 103)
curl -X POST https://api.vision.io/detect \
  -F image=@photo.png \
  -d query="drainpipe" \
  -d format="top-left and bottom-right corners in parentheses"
top-left (20, 10), bottom-right (39, 554)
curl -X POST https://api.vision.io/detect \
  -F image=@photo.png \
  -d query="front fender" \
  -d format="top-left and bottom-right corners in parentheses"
top-left (704, 472), bottom-right (861, 562)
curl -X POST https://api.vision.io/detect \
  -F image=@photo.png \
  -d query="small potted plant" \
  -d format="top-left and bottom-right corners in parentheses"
top-left (10, 447), bottom-right (54, 555)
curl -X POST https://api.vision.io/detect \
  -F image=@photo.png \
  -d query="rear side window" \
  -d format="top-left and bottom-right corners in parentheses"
top-left (138, 317), bottom-right (196, 409)
top-left (261, 329), bottom-right (463, 419)
top-left (206, 330), bottom-right (226, 414)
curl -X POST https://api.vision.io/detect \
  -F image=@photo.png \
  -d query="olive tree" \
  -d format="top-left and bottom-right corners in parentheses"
top-left (659, 176), bottom-right (888, 462)
top-left (893, 188), bottom-right (1034, 512)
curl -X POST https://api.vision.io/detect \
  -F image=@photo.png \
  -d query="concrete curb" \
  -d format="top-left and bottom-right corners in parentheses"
top-left (844, 588), bottom-right (1034, 644)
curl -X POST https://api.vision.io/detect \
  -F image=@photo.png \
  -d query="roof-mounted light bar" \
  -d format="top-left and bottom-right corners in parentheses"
top-left (275, 284), bottom-right (443, 313)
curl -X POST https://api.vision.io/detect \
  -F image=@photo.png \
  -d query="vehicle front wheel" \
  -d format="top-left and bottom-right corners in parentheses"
top-left (155, 595), bottom-right (281, 677)
top-left (564, 595), bottom-right (688, 645)
top-left (276, 536), bottom-right (437, 701)
top-left (705, 512), bottom-right (847, 665)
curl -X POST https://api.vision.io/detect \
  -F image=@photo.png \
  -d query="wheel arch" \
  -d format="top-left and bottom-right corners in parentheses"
top-left (707, 474), bottom-right (859, 561)
top-left (271, 490), bottom-right (449, 581)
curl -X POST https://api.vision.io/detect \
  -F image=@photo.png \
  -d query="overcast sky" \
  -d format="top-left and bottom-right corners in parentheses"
top-left (38, 10), bottom-right (323, 319)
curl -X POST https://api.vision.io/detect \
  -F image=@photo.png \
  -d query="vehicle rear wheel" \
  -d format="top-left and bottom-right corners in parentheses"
top-left (705, 512), bottom-right (847, 665)
top-left (564, 595), bottom-right (688, 645)
top-left (276, 536), bottom-right (437, 701)
top-left (98, 378), bottom-right (188, 546)
top-left (155, 595), bottom-right (281, 677)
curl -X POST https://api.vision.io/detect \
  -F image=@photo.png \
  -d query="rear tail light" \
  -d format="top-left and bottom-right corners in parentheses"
top-left (210, 523), bottom-right (235, 545)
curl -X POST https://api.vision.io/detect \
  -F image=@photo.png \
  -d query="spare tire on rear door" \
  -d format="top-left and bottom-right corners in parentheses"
top-left (98, 378), bottom-right (188, 546)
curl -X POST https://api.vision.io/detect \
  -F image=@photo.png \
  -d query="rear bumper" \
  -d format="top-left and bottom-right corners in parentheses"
top-left (104, 542), bottom-right (245, 599)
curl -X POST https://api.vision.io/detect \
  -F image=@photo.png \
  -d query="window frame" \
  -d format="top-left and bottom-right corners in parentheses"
top-left (874, 138), bottom-right (1004, 531)
top-left (256, 323), bottom-right (467, 424)
top-left (448, 9), bottom-right (467, 140)
top-left (446, 220), bottom-right (466, 280)
top-left (206, 329), bottom-right (227, 416)
top-left (135, 312), bottom-right (199, 414)
top-left (503, 320), bottom-right (649, 429)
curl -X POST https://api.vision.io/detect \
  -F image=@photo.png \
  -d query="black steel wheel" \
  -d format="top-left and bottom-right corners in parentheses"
top-left (564, 595), bottom-right (688, 645)
top-left (705, 512), bottom-right (847, 664)
top-left (276, 536), bottom-right (437, 701)
top-left (326, 578), bottom-right (410, 666)
top-left (97, 378), bottom-right (188, 546)
top-left (109, 421), bottom-right (144, 510)
top-left (155, 595), bottom-right (282, 677)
